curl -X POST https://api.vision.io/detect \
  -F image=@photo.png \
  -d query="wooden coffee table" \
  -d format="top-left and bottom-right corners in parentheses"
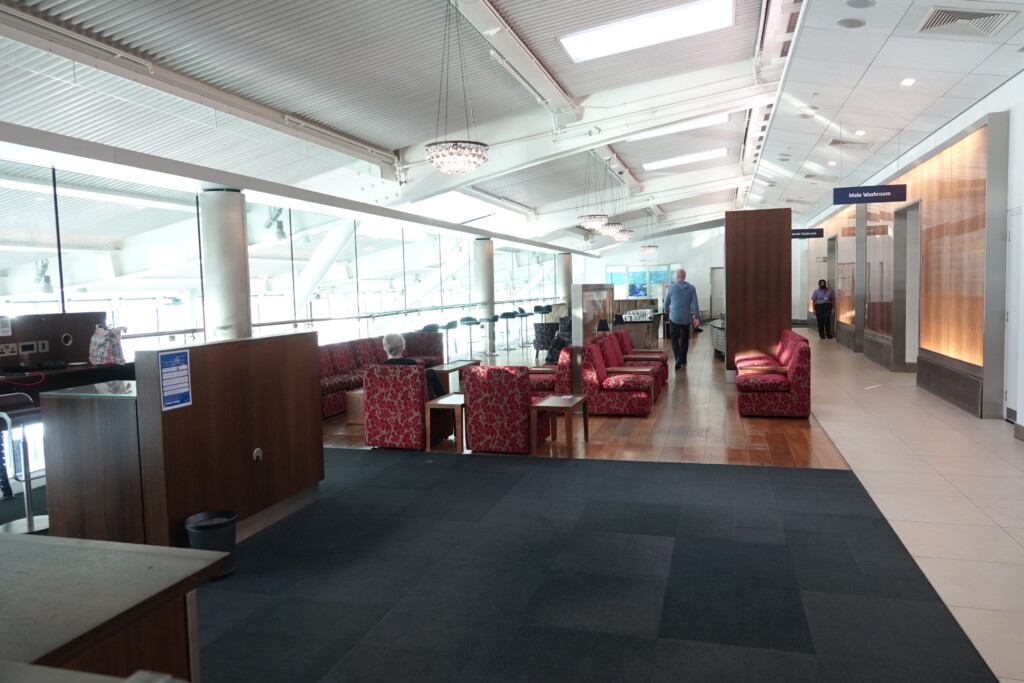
top-left (425, 393), bottom-right (465, 453)
top-left (530, 394), bottom-right (588, 452)
top-left (430, 359), bottom-right (481, 394)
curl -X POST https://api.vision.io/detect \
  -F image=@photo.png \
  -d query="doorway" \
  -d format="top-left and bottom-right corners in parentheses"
top-left (893, 202), bottom-right (920, 372)
top-left (709, 267), bottom-right (725, 320)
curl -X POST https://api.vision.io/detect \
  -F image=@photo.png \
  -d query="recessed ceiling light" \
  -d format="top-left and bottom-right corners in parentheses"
top-left (642, 147), bottom-right (728, 171)
top-left (827, 161), bottom-right (837, 167)
top-left (559, 0), bottom-right (734, 63)
top-left (845, 0), bottom-right (875, 7)
top-left (900, 78), bottom-right (917, 87)
top-left (854, 130), bottom-right (866, 136)
top-left (835, 17), bottom-right (866, 28)
top-left (625, 113), bottom-right (730, 142)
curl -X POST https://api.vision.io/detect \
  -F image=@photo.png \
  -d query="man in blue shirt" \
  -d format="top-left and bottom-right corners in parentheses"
top-left (664, 268), bottom-right (701, 369)
top-left (811, 279), bottom-right (834, 339)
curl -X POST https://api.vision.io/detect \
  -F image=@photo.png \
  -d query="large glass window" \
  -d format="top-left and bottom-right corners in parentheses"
top-left (0, 160), bottom-right (62, 315)
top-left (440, 234), bottom-right (472, 313)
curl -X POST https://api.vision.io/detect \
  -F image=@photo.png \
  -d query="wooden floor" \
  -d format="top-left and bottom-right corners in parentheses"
top-left (322, 328), bottom-right (848, 469)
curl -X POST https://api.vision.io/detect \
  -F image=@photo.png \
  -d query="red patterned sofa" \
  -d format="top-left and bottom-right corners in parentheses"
top-left (598, 336), bottom-right (665, 398)
top-left (735, 330), bottom-right (811, 418)
top-left (463, 365), bottom-right (551, 454)
top-left (581, 344), bottom-right (654, 416)
top-left (364, 364), bottom-right (454, 449)
top-left (319, 331), bottom-right (445, 418)
top-left (613, 330), bottom-right (669, 379)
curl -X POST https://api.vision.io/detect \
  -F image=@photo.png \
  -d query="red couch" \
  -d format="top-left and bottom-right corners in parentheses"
top-left (735, 330), bottom-right (811, 418)
top-left (319, 331), bottom-right (445, 418)
top-left (581, 343), bottom-right (655, 416)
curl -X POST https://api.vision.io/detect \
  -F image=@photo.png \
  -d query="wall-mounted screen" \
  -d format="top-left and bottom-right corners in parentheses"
top-left (629, 284), bottom-right (648, 297)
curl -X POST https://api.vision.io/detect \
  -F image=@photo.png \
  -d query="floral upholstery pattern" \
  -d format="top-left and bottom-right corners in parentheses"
top-left (737, 336), bottom-right (810, 418)
top-left (614, 331), bottom-right (669, 378)
top-left (353, 337), bottom-right (385, 369)
top-left (736, 373), bottom-right (790, 392)
top-left (528, 373), bottom-right (556, 393)
top-left (403, 331), bottom-right (445, 368)
top-left (581, 344), bottom-right (653, 416)
top-left (533, 322), bottom-right (559, 360)
top-left (599, 336), bottom-right (665, 393)
top-left (329, 343), bottom-right (358, 374)
top-left (554, 346), bottom-right (573, 394)
top-left (322, 390), bottom-right (346, 419)
top-left (364, 364), bottom-right (453, 449)
top-left (736, 355), bottom-right (779, 369)
top-left (558, 315), bottom-right (572, 337)
top-left (463, 366), bottom-right (550, 453)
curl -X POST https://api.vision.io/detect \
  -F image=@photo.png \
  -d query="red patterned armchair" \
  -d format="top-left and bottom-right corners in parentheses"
top-left (581, 344), bottom-right (654, 416)
top-left (598, 336), bottom-right (665, 397)
top-left (613, 330), bottom-right (669, 378)
top-left (363, 364), bottom-right (454, 449)
top-left (463, 366), bottom-right (551, 454)
top-left (736, 333), bottom-right (811, 418)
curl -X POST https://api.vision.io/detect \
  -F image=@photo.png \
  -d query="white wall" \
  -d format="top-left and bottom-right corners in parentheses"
top-left (581, 227), bottom-right (725, 316)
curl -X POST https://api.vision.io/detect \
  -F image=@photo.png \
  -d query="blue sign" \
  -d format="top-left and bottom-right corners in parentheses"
top-left (607, 271), bottom-right (626, 285)
top-left (833, 184), bottom-right (907, 204)
top-left (792, 229), bottom-right (824, 239)
top-left (627, 270), bottom-right (647, 285)
top-left (159, 350), bottom-right (192, 411)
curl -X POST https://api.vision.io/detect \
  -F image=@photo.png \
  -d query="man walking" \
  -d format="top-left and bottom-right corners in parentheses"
top-left (664, 268), bottom-right (701, 370)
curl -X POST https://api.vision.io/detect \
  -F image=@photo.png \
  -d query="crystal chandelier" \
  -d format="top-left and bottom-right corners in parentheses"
top-left (577, 151), bottom-right (609, 231)
top-left (640, 208), bottom-right (659, 254)
top-left (641, 244), bottom-right (659, 254)
top-left (425, 1), bottom-right (488, 175)
top-left (613, 228), bottom-right (634, 242)
top-left (599, 222), bottom-right (622, 236)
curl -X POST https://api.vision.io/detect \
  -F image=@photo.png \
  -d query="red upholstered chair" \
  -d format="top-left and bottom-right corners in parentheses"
top-left (463, 365), bottom-right (551, 454)
top-left (737, 340), bottom-right (811, 417)
top-left (527, 370), bottom-right (556, 395)
top-left (363, 364), bottom-right (453, 450)
top-left (614, 330), bottom-right (669, 378)
top-left (581, 344), bottom-right (654, 416)
top-left (599, 336), bottom-right (665, 395)
top-left (554, 346), bottom-right (573, 394)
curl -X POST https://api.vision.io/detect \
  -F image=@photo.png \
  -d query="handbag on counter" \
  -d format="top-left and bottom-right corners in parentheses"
top-left (88, 325), bottom-right (128, 365)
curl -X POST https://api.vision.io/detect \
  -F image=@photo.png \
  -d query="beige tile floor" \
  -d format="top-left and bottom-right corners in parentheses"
top-left (810, 336), bottom-right (1024, 682)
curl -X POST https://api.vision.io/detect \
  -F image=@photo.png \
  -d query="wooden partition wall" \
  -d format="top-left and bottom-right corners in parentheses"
top-left (724, 208), bottom-right (792, 371)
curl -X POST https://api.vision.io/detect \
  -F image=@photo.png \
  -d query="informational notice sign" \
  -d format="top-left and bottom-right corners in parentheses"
top-left (0, 316), bottom-right (10, 337)
top-left (833, 184), bottom-right (907, 204)
top-left (159, 350), bottom-right (192, 411)
top-left (792, 229), bottom-right (824, 239)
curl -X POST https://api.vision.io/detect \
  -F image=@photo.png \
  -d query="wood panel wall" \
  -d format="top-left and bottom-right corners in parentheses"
top-left (724, 208), bottom-right (793, 371)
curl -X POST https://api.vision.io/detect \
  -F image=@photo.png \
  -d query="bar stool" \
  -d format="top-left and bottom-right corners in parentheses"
top-left (420, 323), bottom-right (440, 333)
top-left (499, 311), bottom-right (519, 351)
top-left (442, 320), bottom-right (458, 361)
top-left (478, 315), bottom-right (499, 357)
top-left (0, 393), bottom-right (48, 534)
top-left (459, 316), bottom-right (479, 359)
top-left (517, 307), bottom-right (533, 348)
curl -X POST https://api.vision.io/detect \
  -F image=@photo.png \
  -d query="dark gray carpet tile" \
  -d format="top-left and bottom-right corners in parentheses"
top-left (201, 628), bottom-right (357, 680)
top-left (851, 547), bottom-right (933, 581)
top-left (651, 639), bottom-right (821, 683)
top-left (481, 495), bottom-right (589, 530)
top-left (589, 476), bottom-right (687, 505)
top-left (282, 552), bottom-right (440, 606)
top-left (676, 504), bottom-right (786, 545)
top-left (323, 612), bottom-right (514, 682)
top-left (198, 622), bottom-right (230, 649)
top-left (322, 449), bottom-right (407, 486)
top-left (781, 512), bottom-right (906, 553)
top-left (796, 568), bottom-right (941, 602)
top-left (202, 661), bottom-right (302, 683)
top-left (449, 522), bottom-right (572, 567)
top-left (456, 453), bottom-right (568, 474)
top-left (196, 587), bottom-right (274, 627)
top-left (322, 486), bottom-right (423, 516)
top-left (208, 553), bottom-right (313, 596)
top-left (789, 544), bottom-right (861, 574)
top-left (684, 480), bottom-right (777, 508)
top-left (670, 538), bottom-right (799, 590)
top-left (785, 529), bottom-right (851, 549)
top-left (344, 518), bottom-right (474, 558)
top-left (519, 571), bottom-right (667, 637)
top-left (231, 596), bottom-right (387, 642)
top-left (774, 485), bottom-right (881, 517)
top-left (555, 530), bottom-right (675, 579)
top-left (483, 626), bottom-right (657, 683)
top-left (576, 500), bottom-right (682, 537)
top-left (802, 591), bottom-right (993, 675)
top-left (397, 489), bottom-right (510, 523)
top-left (506, 472), bottom-right (607, 502)
top-left (357, 455), bottom-right (467, 490)
top-left (659, 580), bottom-right (815, 654)
top-left (392, 560), bottom-right (551, 621)
top-left (818, 656), bottom-right (997, 683)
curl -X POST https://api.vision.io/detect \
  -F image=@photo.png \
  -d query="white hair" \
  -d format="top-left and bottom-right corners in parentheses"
top-left (383, 333), bottom-right (405, 357)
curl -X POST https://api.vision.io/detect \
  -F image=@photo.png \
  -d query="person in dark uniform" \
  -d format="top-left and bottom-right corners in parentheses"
top-left (811, 279), bottom-right (834, 339)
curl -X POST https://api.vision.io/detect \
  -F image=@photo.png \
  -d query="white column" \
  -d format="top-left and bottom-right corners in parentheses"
top-left (473, 238), bottom-right (495, 354)
top-left (558, 252), bottom-right (572, 313)
top-left (199, 189), bottom-right (252, 340)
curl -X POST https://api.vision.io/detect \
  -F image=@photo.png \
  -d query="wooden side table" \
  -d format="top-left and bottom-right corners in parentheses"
top-left (425, 393), bottom-right (465, 453)
top-left (530, 394), bottom-right (588, 452)
top-left (346, 389), bottom-right (366, 424)
top-left (429, 359), bottom-right (481, 394)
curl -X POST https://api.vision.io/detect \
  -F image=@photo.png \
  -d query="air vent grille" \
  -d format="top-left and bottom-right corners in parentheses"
top-left (919, 8), bottom-right (1017, 37)
top-left (828, 138), bottom-right (872, 151)
top-left (804, 173), bottom-right (839, 182)
top-left (781, 39), bottom-right (792, 57)
top-left (786, 12), bottom-right (800, 34)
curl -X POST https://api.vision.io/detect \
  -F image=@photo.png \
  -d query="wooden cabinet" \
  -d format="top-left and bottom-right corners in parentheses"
top-left (43, 333), bottom-right (323, 547)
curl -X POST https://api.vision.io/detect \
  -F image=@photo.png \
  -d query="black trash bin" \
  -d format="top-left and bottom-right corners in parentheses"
top-left (184, 510), bottom-right (237, 577)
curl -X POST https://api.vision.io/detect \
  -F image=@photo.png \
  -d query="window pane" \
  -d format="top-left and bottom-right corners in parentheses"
top-left (0, 160), bottom-right (61, 314)
top-left (247, 202), bottom-right (296, 328)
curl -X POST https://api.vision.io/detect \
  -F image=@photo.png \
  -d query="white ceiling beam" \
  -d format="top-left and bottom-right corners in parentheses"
top-left (397, 62), bottom-right (777, 204)
top-left (453, 0), bottom-right (579, 120)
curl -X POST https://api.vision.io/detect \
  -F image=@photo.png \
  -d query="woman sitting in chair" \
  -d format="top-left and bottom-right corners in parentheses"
top-left (380, 333), bottom-right (445, 399)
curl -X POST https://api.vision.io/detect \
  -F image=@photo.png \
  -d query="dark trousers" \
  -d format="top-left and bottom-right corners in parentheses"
top-left (669, 322), bottom-right (690, 365)
top-left (815, 303), bottom-right (833, 339)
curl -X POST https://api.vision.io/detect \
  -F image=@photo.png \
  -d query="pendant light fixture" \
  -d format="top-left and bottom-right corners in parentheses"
top-left (425, 0), bottom-right (489, 175)
top-left (640, 209), bottom-right (659, 254)
top-left (577, 150), bottom-right (609, 232)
